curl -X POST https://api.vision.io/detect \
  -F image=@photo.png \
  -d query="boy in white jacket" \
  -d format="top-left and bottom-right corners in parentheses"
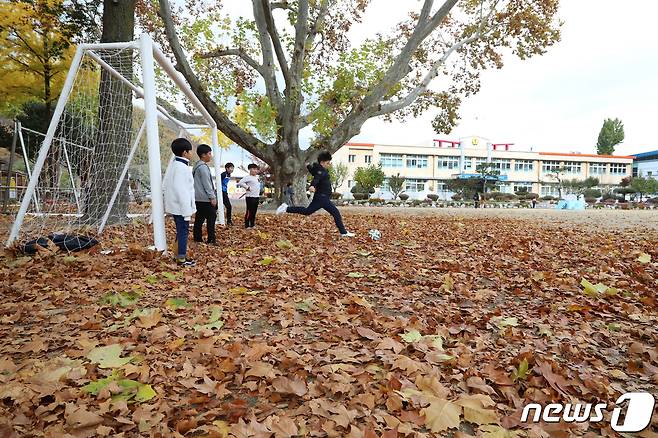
top-left (237, 163), bottom-right (261, 229)
top-left (163, 138), bottom-right (196, 266)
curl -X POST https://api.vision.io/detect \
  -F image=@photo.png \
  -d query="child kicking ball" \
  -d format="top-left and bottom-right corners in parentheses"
top-left (276, 151), bottom-right (354, 237)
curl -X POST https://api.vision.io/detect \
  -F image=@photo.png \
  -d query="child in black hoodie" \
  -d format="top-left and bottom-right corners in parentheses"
top-left (276, 151), bottom-right (354, 237)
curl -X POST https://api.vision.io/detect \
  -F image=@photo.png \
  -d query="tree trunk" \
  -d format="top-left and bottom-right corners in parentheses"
top-left (84, 0), bottom-right (136, 224)
top-left (269, 142), bottom-right (310, 206)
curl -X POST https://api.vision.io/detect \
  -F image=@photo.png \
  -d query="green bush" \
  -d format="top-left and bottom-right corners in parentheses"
top-left (482, 192), bottom-right (499, 201)
top-left (452, 194), bottom-right (463, 201)
top-left (350, 184), bottom-right (374, 195)
top-left (582, 188), bottom-right (602, 199)
top-left (493, 193), bottom-right (517, 201)
top-left (540, 195), bottom-right (556, 201)
top-left (353, 193), bottom-right (369, 200)
top-left (427, 194), bottom-right (439, 201)
top-left (584, 197), bottom-right (597, 203)
top-left (399, 193), bottom-right (410, 201)
top-left (517, 192), bottom-right (539, 200)
top-left (331, 192), bottom-right (342, 200)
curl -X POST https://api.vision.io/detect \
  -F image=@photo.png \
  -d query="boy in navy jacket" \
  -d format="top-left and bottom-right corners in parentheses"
top-left (276, 151), bottom-right (354, 237)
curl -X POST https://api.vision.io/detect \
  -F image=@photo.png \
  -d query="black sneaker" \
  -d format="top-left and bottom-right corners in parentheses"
top-left (176, 258), bottom-right (196, 267)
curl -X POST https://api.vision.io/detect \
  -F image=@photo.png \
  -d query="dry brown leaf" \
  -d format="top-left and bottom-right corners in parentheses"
top-left (421, 399), bottom-right (461, 433)
top-left (272, 376), bottom-right (308, 396)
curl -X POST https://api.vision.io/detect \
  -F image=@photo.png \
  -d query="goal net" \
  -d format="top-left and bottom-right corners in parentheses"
top-left (6, 35), bottom-right (223, 251)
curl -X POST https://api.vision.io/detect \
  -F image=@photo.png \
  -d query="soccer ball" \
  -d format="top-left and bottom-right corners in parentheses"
top-left (368, 229), bottom-right (382, 241)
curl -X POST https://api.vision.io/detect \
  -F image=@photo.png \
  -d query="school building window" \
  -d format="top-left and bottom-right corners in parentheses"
top-left (514, 160), bottom-right (534, 172)
top-left (475, 158), bottom-right (488, 169)
top-left (347, 180), bottom-right (353, 188)
top-left (540, 185), bottom-right (560, 197)
top-left (610, 163), bottom-right (627, 175)
top-left (406, 154), bottom-right (428, 168)
top-left (492, 159), bottom-right (512, 171)
top-left (463, 157), bottom-right (474, 170)
top-left (513, 183), bottom-right (533, 193)
top-left (405, 179), bottom-right (426, 192)
top-left (542, 160), bottom-right (561, 173)
top-left (380, 153), bottom-right (404, 168)
top-left (564, 162), bottom-right (582, 174)
top-left (437, 156), bottom-right (459, 169)
top-left (348, 155), bottom-right (356, 163)
top-left (589, 163), bottom-right (607, 174)
top-left (365, 155), bottom-right (372, 164)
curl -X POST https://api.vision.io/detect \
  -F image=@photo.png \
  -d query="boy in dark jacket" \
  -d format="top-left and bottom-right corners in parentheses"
top-left (276, 151), bottom-right (354, 237)
top-left (220, 163), bottom-right (234, 225)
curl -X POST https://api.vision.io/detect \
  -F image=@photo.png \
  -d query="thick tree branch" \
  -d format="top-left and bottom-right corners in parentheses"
top-left (418, 0), bottom-right (434, 26)
top-left (158, 0), bottom-right (271, 161)
top-left (290, 0), bottom-right (309, 80)
top-left (259, 0), bottom-right (291, 86)
top-left (252, 0), bottom-right (285, 115)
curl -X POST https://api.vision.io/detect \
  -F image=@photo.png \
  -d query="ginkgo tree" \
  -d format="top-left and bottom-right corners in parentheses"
top-left (0, 0), bottom-right (100, 117)
top-left (144, 0), bottom-right (561, 204)
top-left (0, 1), bottom-right (75, 117)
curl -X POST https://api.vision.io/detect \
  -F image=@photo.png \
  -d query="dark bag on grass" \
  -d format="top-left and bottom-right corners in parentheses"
top-left (20, 234), bottom-right (99, 254)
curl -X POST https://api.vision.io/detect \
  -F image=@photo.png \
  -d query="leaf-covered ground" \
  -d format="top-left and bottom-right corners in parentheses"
top-left (1, 209), bottom-right (657, 437)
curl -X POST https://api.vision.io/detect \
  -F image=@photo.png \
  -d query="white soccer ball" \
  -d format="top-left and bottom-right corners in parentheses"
top-left (368, 229), bottom-right (382, 241)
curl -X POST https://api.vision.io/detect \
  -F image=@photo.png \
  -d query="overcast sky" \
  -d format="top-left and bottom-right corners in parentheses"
top-left (217, 0), bottom-right (658, 165)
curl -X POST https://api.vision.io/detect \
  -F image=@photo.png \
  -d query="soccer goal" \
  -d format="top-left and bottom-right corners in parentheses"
top-left (6, 34), bottom-right (224, 251)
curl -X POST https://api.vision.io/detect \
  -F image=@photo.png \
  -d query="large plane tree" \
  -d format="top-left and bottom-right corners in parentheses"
top-left (147, 0), bottom-right (561, 204)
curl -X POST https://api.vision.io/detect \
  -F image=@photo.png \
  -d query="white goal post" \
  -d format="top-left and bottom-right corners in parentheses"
top-left (6, 34), bottom-right (224, 251)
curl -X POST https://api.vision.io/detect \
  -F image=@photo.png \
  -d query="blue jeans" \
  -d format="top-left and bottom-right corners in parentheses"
top-left (173, 215), bottom-right (189, 259)
top-left (287, 193), bottom-right (347, 234)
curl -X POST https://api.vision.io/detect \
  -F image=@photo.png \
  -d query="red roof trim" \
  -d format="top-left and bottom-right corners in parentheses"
top-left (346, 142), bottom-right (374, 148)
top-left (539, 152), bottom-right (634, 159)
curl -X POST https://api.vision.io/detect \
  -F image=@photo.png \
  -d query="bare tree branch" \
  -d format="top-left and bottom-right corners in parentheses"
top-left (372, 35), bottom-right (479, 117)
top-left (158, 0), bottom-right (271, 161)
top-left (374, 0), bottom-right (500, 117)
top-left (270, 1), bottom-right (292, 10)
top-left (315, 0), bottom-right (460, 155)
top-left (195, 47), bottom-right (265, 75)
top-left (305, 0), bottom-right (329, 48)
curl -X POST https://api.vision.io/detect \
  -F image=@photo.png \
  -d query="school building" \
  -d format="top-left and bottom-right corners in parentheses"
top-left (632, 149), bottom-right (658, 179)
top-left (332, 135), bottom-right (634, 199)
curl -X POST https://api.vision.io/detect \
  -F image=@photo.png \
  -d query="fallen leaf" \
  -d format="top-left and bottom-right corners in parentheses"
top-left (421, 399), bottom-right (461, 433)
top-left (401, 329), bottom-right (423, 343)
top-left (272, 376), bottom-right (307, 396)
top-left (456, 394), bottom-right (499, 425)
top-left (86, 344), bottom-right (133, 368)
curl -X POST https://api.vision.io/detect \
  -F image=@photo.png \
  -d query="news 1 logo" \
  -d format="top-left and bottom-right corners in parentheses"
top-left (521, 392), bottom-right (656, 432)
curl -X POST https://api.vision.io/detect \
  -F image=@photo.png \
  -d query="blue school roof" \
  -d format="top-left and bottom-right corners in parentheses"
top-left (632, 149), bottom-right (658, 161)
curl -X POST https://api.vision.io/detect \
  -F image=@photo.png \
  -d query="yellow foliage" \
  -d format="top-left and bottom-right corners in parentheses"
top-left (0, 0), bottom-right (75, 116)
